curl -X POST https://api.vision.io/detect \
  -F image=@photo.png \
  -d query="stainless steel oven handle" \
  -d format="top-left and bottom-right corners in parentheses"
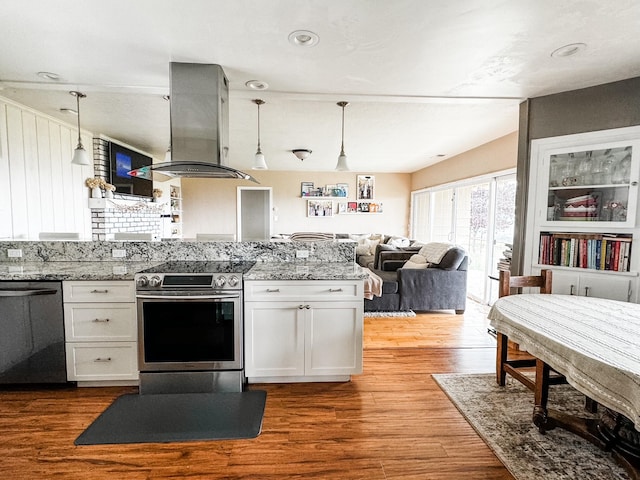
top-left (136, 294), bottom-right (240, 300)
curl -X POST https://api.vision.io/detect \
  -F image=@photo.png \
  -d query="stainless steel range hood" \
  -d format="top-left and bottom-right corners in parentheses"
top-left (138, 63), bottom-right (257, 182)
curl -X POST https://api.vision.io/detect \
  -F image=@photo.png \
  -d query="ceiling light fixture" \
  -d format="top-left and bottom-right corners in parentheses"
top-left (69, 91), bottom-right (90, 166)
top-left (292, 149), bottom-right (312, 161)
top-left (37, 71), bottom-right (60, 81)
top-left (550, 43), bottom-right (586, 58)
top-left (245, 80), bottom-right (269, 90)
top-left (335, 101), bottom-right (350, 171)
top-left (288, 30), bottom-right (319, 47)
top-left (252, 99), bottom-right (267, 170)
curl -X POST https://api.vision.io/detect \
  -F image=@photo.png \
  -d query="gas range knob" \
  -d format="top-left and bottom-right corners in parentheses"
top-left (215, 275), bottom-right (227, 288)
top-left (149, 275), bottom-right (162, 288)
top-left (228, 275), bottom-right (239, 287)
top-left (136, 275), bottom-right (149, 288)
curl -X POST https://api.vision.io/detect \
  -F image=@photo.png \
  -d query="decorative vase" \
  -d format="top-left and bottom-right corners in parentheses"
top-left (105, 190), bottom-right (114, 199)
top-left (91, 187), bottom-right (102, 198)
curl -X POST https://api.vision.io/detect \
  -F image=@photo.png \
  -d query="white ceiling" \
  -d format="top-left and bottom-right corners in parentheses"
top-left (1, 0), bottom-right (639, 173)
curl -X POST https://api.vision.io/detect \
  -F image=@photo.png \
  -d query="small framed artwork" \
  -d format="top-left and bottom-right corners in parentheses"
top-left (347, 201), bottom-right (357, 213)
top-left (358, 202), bottom-right (370, 212)
top-left (336, 183), bottom-right (349, 197)
top-left (357, 175), bottom-right (375, 200)
top-left (337, 202), bottom-right (347, 213)
top-left (324, 184), bottom-right (337, 197)
top-left (308, 200), bottom-right (333, 217)
top-left (301, 182), bottom-right (314, 196)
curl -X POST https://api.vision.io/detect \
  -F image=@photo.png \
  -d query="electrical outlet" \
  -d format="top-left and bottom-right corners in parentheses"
top-left (7, 248), bottom-right (22, 258)
top-left (111, 249), bottom-right (127, 258)
top-left (296, 250), bottom-right (309, 259)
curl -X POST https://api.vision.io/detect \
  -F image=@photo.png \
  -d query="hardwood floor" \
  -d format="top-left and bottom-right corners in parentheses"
top-left (0, 302), bottom-right (514, 479)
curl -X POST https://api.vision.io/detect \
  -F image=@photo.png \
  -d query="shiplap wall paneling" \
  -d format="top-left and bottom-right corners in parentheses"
top-left (0, 102), bottom-right (11, 239)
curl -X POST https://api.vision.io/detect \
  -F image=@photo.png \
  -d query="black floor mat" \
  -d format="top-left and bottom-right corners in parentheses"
top-left (75, 391), bottom-right (266, 445)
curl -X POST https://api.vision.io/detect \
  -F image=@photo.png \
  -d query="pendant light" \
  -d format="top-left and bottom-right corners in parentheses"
top-left (70, 91), bottom-right (91, 166)
top-left (335, 101), bottom-right (350, 171)
top-left (252, 99), bottom-right (267, 170)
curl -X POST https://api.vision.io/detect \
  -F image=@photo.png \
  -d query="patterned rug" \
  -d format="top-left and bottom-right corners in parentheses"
top-left (363, 310), bottom-right (416, 317)
top-left (433, 373), bottom-right (630, 480)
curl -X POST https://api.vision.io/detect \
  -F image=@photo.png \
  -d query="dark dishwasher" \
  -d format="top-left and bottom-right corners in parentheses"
top-left (0, 281), bottom-right (68, 385)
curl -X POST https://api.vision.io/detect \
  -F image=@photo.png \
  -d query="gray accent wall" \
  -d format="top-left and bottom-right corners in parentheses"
top-left (512, 76), bottom-right (640, 275)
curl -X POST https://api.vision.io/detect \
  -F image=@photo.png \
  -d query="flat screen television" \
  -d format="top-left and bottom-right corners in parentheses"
top-left (109, 142), bottom-right (153, 198)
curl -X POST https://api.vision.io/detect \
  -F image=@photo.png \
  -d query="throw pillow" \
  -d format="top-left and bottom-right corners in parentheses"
top-left (408, 254), bottom-right (428, 264)
top-left (355, 245), bottom-right (371, 256)
top-left (402, 259), bottom-right (429, 269)
top-left (387, 236), bottom-right (410, 248)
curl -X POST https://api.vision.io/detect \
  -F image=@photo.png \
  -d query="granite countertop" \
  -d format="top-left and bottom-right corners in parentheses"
top-left (0, 261), bottom-right (367, 282)
top-left (244, 262), bottom-right (368, 281)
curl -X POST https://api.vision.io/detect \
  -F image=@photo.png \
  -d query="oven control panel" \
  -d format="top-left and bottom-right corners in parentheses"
top-left (135, 273), bottom-right (242, 290)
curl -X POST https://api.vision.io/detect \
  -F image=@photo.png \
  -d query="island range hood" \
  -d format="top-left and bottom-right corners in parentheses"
top-left (132, 62), bottom-right (257, 182)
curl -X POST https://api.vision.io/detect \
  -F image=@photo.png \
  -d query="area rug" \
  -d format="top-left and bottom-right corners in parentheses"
top-left (75, 391), bottom-right (267, 445)
top-left (364, 310), bottom-right (416, 317)
top-left (433, 373), bottom-right (630, 480)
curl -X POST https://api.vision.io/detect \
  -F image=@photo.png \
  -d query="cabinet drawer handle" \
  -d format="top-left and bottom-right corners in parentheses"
top-left (298, 304), bottom-right (311, 309)
top-left (90, 289), bottom-right (109, 294)
top-left (329, 288), bottom-right (343, 292)
top-left (93, 357), bottom-right (112, 362)
top-left (266, 288), bottom-right (280, 293)
top-left (570, 285), bottom-right (575, 295)
top-left (92, 318), bottom-right (110, 323)
top-left (584, 286), bottom-right (590, 297)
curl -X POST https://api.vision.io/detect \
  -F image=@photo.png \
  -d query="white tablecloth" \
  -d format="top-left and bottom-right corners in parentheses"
top-left (488, 294), bottom-right (640, 430)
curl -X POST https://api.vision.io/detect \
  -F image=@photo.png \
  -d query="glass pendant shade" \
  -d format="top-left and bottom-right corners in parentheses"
top-left (70, 91), bottom-right (91, 166)
top-left (336, 150), bottom-right (349, 171)
top-left (71, 145), bottom-right (90, 166)
top-left (252, 99), bottom-right (268, 170)
top-left (253, 149), bottom-right (268, 170)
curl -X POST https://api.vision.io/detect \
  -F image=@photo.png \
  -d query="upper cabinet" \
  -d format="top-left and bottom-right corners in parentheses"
top-left (541, 138), bottom-right (639, 228)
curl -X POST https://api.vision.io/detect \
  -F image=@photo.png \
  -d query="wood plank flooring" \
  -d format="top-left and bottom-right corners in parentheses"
top-left (0, 303), bottom-right (514, 479)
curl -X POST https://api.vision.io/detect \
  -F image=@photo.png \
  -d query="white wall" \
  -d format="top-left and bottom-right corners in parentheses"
top-left (0, 97), bottom-right (94, 240)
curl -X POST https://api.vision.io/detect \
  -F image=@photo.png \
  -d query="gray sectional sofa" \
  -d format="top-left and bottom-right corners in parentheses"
top-left (358, 243), bottom-right (468, 314)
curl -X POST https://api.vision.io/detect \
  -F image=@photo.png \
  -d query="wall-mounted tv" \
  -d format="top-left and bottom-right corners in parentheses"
top-left (109, 142), bottom-right (153, 198)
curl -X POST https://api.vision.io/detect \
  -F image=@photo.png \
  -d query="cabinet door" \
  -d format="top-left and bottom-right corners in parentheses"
top-left (551, 269), bottom-right (632, 301)
top-left (578, 273), bottom-right (632, 302)
top-left (244, 302), bottom-right (304, 377)
top-left (305, 302), bottom-right (363, 376)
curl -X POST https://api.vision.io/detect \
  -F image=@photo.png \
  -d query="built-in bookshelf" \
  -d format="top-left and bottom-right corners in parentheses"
top-left (539, 232), bottom-right (633, 272)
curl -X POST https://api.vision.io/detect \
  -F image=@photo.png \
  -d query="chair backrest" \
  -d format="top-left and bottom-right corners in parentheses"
top-left (498, 269), bottom-right (552, 298)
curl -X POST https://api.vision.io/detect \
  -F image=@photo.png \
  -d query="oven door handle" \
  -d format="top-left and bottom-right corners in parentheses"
top-left (136, 294), bottom-right (240, 300)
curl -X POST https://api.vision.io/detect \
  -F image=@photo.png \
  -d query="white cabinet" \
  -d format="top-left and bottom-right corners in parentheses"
top-left (524, 127), bottom-right (640, 302)
top-left (63, 281), bottom-right (138, 384)
top-left (244, 280), bottom-right (364, 383)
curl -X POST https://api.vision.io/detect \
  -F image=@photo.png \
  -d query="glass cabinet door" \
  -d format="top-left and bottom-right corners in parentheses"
top-left (544, 143), bottom-right (638, 226)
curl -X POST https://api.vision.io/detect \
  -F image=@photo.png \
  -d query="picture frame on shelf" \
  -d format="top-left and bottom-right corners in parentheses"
top-left (336, 183), bottom-right (349, 197)
top-left (337, 202), bottom-right (347, 214)
top-left (301, 182), bottom-right (314, 197)
top-left (308, 200), bottom-right (333, 217)
top-left (324, 184), bottom-right (337, 197)
top-left (357, 175), bottom-right (375, 200)
top-left (347, 201), bottom-right (357, 213)
top-left (358, 202), bottom-right (369, 213)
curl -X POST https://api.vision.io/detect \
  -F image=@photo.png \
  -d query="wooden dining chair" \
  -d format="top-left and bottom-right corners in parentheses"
top-left (496, 269), bottom-right (557, 390)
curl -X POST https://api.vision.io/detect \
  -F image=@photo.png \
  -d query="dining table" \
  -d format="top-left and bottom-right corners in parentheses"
top-left (488, 293), bottom-right (640, 477)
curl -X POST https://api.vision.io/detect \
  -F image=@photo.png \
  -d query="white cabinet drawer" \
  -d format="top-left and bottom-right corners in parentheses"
top-left (63, 281), bottom-right (135, 303)
top-left (244, 280), bottom-right (362, 301)
top-left (64, 303), bottom-right (137, 341)
top-left (66, 342), bottom-right (138, 381)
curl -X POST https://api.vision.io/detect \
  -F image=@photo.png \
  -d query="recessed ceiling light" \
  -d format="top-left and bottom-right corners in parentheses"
top-left (245, 80), bottom-right (269, 90)
top-left (60, 108), bottom-right (77, 115)
top-left (288, 30), bottom-right (319, 47)
top-left (550, 43), bottom-right (586, 58)
top-left (37, 71), bottom-right (60, 81)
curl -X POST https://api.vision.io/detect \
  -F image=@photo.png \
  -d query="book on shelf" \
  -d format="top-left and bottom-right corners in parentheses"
top-left (538, 232), bottom-right (632, 272)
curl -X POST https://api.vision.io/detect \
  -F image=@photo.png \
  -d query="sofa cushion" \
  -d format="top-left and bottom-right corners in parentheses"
top-left (402, 260), bottom-right (429, 269)
top-left (386, 236), bottom-right (410, 248)
top-left (373, 244), bottom-right (397, 269)
top-left (374, 269), bottom-right (399, 294)
top-left (432, 247), bottom-right (466, 270)
top-left (356, 254), bottom-right (374, 268)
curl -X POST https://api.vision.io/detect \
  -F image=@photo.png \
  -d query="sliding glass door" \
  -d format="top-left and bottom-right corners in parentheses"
top-left (410, 171), bottom-right (516, 304)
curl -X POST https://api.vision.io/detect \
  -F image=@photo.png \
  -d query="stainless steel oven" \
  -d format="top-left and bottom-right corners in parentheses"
top-left (135, 261), bottom-right (254, 393)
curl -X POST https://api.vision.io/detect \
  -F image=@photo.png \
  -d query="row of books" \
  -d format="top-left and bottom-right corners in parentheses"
top-left (538, 233), bottom-right (632, 272)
